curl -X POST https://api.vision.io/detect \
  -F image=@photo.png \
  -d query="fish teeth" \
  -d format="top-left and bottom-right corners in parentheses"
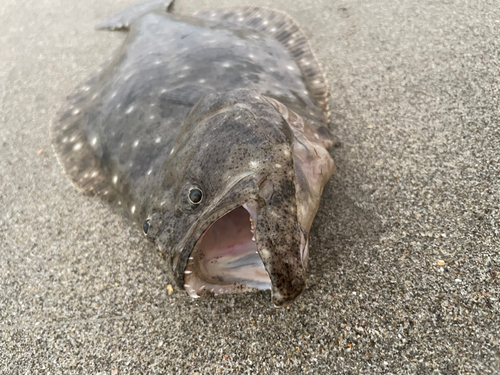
top-left (248, 215), bottom-right (256, 234)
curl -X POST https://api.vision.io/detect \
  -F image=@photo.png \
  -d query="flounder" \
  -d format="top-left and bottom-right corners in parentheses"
top-left (52, 0), bottom-right (335, 307)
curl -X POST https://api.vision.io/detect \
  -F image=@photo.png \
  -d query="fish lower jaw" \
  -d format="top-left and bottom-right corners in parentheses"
top-left (183, 204), bottom-right (271, 298)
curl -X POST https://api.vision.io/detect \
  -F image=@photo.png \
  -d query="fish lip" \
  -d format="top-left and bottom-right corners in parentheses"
top-left (172, 173), bottom-right (260, 287)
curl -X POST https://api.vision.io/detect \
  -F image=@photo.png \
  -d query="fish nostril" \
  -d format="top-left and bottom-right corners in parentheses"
top-left (143, 219), bottom-right (151, 235)
top-left (258, 179), bottom-right (274, 202)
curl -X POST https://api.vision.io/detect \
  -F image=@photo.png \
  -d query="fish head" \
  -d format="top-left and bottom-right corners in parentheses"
top-left (149, 89), bottom-right (307, 307)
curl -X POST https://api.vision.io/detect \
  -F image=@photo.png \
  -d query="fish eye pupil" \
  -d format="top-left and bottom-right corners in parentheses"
top-left (188, 188), bottom-right (203, 204)
top-left (143, 219), bottom-right (150, 235)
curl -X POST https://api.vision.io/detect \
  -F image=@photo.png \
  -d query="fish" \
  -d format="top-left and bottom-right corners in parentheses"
top-left (51, 0), bottom-right (335, 307)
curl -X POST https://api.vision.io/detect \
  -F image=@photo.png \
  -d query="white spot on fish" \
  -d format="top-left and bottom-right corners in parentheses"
top-left (155, 137), bottom-right (161, 143)
top-left (238, 17), bottom-right (244, 21)
top-left (91, 171), bottom-right (98, 178)
top-left (222, 62), bottom-right (231, 68)
top-left (249, 160), bottom-right (259, 168)
top-left (283, 149), bottom-right (290, 156)
top-left (113, 175), bottom-right (118, 184)
top-left (182, 65), bottom-right (190, 70)
top-left (133, 140), bottom-right (139, 147)
top-left (199, 79), bottom-right (206, 83)
top-left (147, 169), bottom-right (152, 175)
top-left (170, 147), bottom-right (175, 155)
top-left (271, 27), bottom-right (277, 32)
top-left (125, 106), bottom-right (134, 115)
top-left (71, 108), bottom-right (80, 116)
top-left (120, 142), bottom-right (124, 148)
top-left (154, 60), bottom-right (161, 65)
top-left (184, 270), bottom-right (192, 274)
top-left (131, 205), bottom-right (136, 214)
top-left (150, 115), bottom-right (155, 120)
top-left (62, 137), bottom-right (68, 143)
top-left (82, 85), bottom-right (90, 92)
top-left (275, 163), bottom-right (282, 168)
top-left (263, 20), bottom-right (269, 25)
top-left (160, 88), bottom-right (167, 94)
top-left (91, 137), bottom-right (97, 146)
top-left (287, 65), bottom-right (294, 70)
top-left (248, 54), bottom-right (255, 59)
top-left (110, 91), bottom-right (117, 99)
top-left (69, 136), bottom-right (76, 142)
top-left (73, 143), bottom-right (82, 151)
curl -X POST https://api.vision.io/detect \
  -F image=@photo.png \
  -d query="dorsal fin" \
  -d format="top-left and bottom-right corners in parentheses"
top-left (193, 6), bottom-right (331, 122)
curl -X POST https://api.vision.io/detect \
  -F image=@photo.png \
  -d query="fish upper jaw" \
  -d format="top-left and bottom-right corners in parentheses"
top-left (252, 201), bottom-right (306, 307)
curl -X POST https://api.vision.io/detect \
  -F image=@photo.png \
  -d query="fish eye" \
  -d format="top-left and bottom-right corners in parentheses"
top-left (143, 219), bottom-right (150, 235)
top-left (188, 187), bottom-right (203, 205)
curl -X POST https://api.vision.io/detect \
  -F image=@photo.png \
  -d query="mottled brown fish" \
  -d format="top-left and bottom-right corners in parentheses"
top-left (51, 0), bottom-right (335, 307)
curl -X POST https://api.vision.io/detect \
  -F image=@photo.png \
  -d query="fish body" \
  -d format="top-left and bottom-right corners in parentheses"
top-left (52, 0), bottom-right (335, 306)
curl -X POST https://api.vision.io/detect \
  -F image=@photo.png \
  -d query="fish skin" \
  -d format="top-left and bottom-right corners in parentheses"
top-left (52, 0), bottom-right (335, 307)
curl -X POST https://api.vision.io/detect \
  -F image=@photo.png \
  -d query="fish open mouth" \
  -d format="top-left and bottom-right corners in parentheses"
top-left (184, 200), bottom-right (271, 297)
